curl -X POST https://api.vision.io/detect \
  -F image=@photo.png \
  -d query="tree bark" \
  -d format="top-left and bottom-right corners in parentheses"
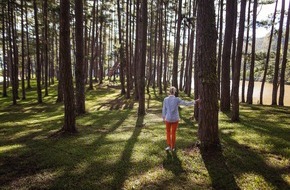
top-left (33, 0), bottom-right (42, 103)
top-left (75, 0), bottom-right (86, 115)
top-left (172, 0), bottom-right (182, 96)
top-left (186, 0), bottom-right (196, 97)
top-left (152, 3), bottom-right (158, 89)
top-left (126, 0), bottom-right (131, 98)
top-left (158, 1), bottom-right (163, 95)
top-left (2, 4), bottom-right (7, 97)
top-left (134, 0), bottom-right (140, 100)
top-left (44, 0), bottom-right (48, 96)
top-left (247, 0), bottom-right (258, 104)
top-left (8, 0), bottom-right (15, 101)
top-left (163, 1), bottom-right (169, 93)
top-left (231, 0), bottom-right (237, 86)
top-left (117, 0), bottom-right (126, 95)
top-left (21, 0), bottom-right (26, 100)
top-left (25, 1), bottom-right (31, 89)
top-left (242, 0), bottom-right (251, 103)
top-left (94, 2), bottom-right (99, 83)
top-left (217, 0), bottom-right (223, 100)
top-left (89, 0), bottom-right (96, 90)
top-left (179, 24), bottom-right (186, 91)
top-left (196, 0), bottom-right (219, 149)
top-left (98, 4), bottom-right (103, 84)
top-left (272, 0), bottom-right (285, 105)
top-left (10, 0), bottom-right (19, 104)
top-left (137, 0), bottom-right (147, 116)
top-left (147, 1), bottom-right (154, 93)
top-left (232, 0), bottom-right (246, 122)
top-left (260, 0), bottom-right (278, 105)
top-left (56, 26), bottom-right (63, 103)
top-left (221, 0), bottom-right (235, 112)
top-left (60, 0), bottom-right (76, 133)
top-left (279, 0), bottom-right (290, 106)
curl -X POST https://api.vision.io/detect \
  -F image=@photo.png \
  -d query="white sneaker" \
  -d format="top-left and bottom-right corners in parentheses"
top-left (165, 146), bottom-right (171, 151)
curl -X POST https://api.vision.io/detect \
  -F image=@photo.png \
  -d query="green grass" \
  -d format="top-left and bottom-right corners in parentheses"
top-left (0, 82), bottom-right (289, 189)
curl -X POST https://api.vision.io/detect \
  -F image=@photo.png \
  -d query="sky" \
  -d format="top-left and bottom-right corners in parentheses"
top-left (256, 0), bottom-right (290, 38)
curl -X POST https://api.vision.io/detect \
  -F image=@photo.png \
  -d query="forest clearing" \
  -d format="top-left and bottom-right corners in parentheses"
top-left (0, 83), bottom-right (289, 189)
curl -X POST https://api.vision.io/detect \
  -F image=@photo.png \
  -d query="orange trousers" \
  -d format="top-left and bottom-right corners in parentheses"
top-left (165, 121), bottom-right (179, 149)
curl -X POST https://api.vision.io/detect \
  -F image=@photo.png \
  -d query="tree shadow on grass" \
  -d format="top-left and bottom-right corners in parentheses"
top-left (222, 134), bottom-right (290, 189)
top-left (179, 110), bottom-right (197, 128)
top-left (96, 94), bottom-right (135, 110)
top-left (163, 150), bottom-right (185, 176)
top-left (111, 115), bottom-right (144, 189)
top-left (0, 107), bottom-right (132, 189)
top-left (200, 147), bottom-right (240, 190)
top-left (239, 110), bottom-right (290, 145)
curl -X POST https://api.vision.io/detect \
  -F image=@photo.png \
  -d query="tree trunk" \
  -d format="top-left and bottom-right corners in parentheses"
top-left (25, 1), bottom-right (31, 89)
top-left (75, 0), bottom-right (86, 115)
top-left (153, 4), bottom-right (158, 89)
top-left (99, 20), bottom-right (104, 85)
top-left (232, 0), bottom-right (246, 122)
top-left (11, 0), bottom-right (19, 104)
top-left (50, 14), bottom-right (56, 85)
top-left (60, 0), bottom-right (76, 133)
top-left (33, 0), bottom-right (42, 103)
top-left (129, 0), bottom-right (133, 90)
top-left (196, 0), bottom-right (219, 149)
top-left (186, 0), bottom-right (196, 97)
top-left (247, 0), bottom-right (258, 104)
top-left (260, 0), bottom-right (278, 105)
top-left (272, 0), bottom-right (285, 105)
top-left (89, 0), bottom-right (96, 90)
top-left (147, 1), bottom-right (154, 93)
top-left (2, 4), bottom-right (7, 97)
top-left (242, 0), bottom-right (251, 103)
top-left (158, 1), bottom-right (163, 95)
top-left (194, 29), bottom-right (199, 121)
top-left (221, 0), bottom-right (235, 112)
top-left (134, 0), bottom-right (140, 100)
top-left (184, 0), bottom-right (192, 95)
top-left (56, 25), bottom-right (63, 103)
top-left (137, 0), bottom-right (147, 116)
top-left (126, 0), bottom-right (131, 98)
top-left (8, 1), bottom-right (15, 103)
top-left (117, 0), bottom-right (126, 95)
top-left (231, 0), bottom-right (237, 87)
top-left (163, 1), bottom-right (170, 93)
top-left (43, 0), bottom-right (48, 96)
top-left (279, 0), bottom-right (290, 106)
top-left (84, 0), bottom-right (88, 84)
top-left (172, 0), bottom-right (182, 96)
top-left (217, 0), bottom-right (223, 100)
top-left (179, 24), bottom-right (186, 91)
top-left (94, 2), bottom-right (99, 83)
top-left (21, 0), bottom-right (26, 100)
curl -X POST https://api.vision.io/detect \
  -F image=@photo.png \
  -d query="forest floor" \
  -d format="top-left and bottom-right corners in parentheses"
top-left (0, 82), bottom-right (289, 190)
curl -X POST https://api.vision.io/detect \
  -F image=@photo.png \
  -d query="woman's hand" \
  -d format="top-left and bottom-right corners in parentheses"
top-left (195, 99), bottom-right (201, 104)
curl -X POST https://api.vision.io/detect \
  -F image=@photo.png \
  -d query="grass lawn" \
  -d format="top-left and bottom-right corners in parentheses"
top-left (0, 82), bottom-right (289, 189)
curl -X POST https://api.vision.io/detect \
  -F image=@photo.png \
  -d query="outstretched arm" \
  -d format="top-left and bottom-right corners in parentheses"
top-left (194, 99), bottom-right (201, 105)
top-left (178, 98), bottom-right (194, 106)
top-left (179, 98), bottom-right (201, 106)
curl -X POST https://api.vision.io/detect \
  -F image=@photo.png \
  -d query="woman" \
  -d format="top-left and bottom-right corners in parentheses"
top-left (162, 86), bottom-right (200, 151)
